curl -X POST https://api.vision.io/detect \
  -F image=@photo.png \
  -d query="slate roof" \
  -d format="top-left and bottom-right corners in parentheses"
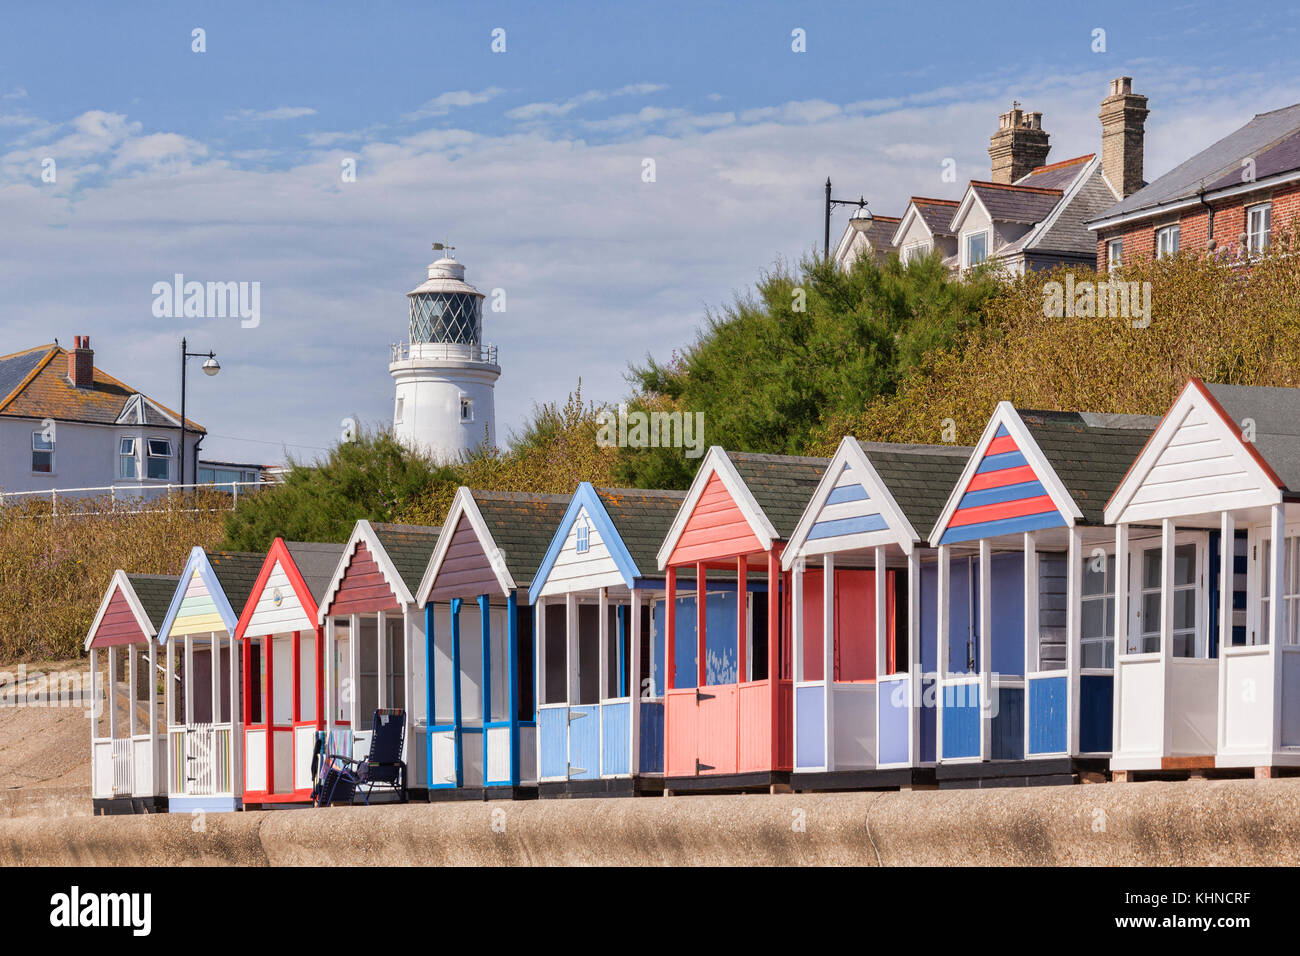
top-left (1012, 162), bottom-right (1119, 257)
top-left (858, 215), bottom-right (901, 255)
top-left (470, 490), bottom-right (571, 587)
top-left (0, 343), bottom-right (202, 430)
top-left (125, 573), bottom-right (182, 630)
top-left (370, 523), bottom-right (442, 595)
top-left (205, 551), bottom-right (264, 613)
top-left (1018, 410), bottom-right (1159, 525)
top-left (728, 452), bottom-right (829, 539)
top-left (1204, 383), bottom-right (1300, 493)
top-left (1091, 102), bottom-right (1300, 223)
top-left (594, 488), bottom-right (687, 575)
top-left (912, 197), bottom-right (960, 237)
top-left (968, 181), bottom-right (1065, 224)
top-left (284, 542), bottom-right (347, 603)
top-left (855, 442), bottom-right (973, 534)
top-left (1017, 154), bottom-right (1095, 191)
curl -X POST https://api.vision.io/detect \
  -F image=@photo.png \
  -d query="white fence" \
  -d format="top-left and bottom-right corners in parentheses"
top-left (0, 480), bottom-right (274, 516)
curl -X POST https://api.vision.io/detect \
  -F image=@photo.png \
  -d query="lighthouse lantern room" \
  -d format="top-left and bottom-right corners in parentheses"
top-left (390, 244), bottom-right (501, 463)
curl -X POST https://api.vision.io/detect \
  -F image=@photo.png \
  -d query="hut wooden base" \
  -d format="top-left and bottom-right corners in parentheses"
top-left (663, 770), bottom-right (791, 795)
top-left (538, 776), bottom-right (666, 799)
top-left (791, 767), bottom-right (938, 792)
top-left (936, 757), bottom-right (1110, 789)
top-left (1111, 757), bottom-right (1300, 783)
top-left (426, 785), bottom-right (538, 803)
top-left (93, 795), bottom-right (169, 815)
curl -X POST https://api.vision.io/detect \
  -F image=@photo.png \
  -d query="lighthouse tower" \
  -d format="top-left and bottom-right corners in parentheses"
top-left (390, 245), bottom-right (500, 462)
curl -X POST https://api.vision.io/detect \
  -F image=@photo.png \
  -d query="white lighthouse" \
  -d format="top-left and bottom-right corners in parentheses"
top-left (390, 245), bottom-right (500, 463)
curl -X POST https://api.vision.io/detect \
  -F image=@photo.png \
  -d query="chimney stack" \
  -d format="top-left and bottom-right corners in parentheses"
top-left (1099, 77), bottom-right (1149, 199)
top-left (68, 335), bottom-right (93, 389)
top-left (988, 104), bottom-right (1050, 184)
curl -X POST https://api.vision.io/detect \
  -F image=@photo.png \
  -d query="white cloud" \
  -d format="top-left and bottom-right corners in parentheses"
top-left (506, 83), bottom-right (668, 122)
top-left (2, 87), bottom-right (26, 100)
top-left (404, 87), bottom-right (505, 120)
top-left (226, 106), bottom-right (318, 122)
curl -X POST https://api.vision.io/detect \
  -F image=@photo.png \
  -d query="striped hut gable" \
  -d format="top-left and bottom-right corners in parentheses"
top-left (171, 568), bottom-right (226, 635)
top-left (805, 462), bottom-right (889, 542)
top-left (940, 424), bottom-right (1066, 544)
top-left (667, 472), bottom-right (764, 566)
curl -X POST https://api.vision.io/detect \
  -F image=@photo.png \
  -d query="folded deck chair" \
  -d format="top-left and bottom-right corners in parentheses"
top-left (315, 708), bottom-right (407, 807)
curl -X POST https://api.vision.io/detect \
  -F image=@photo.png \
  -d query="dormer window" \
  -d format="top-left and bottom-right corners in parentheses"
top-left (965, 231), bottom-right (988, 267)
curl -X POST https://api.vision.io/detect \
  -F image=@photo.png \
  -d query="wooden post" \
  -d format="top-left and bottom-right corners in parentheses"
top-left (936, 545), bottom-right (949, 761)
top-left (768, 549), bottom-right (780, 768)
top-left (978, 539), bottom-right (992, 762)
top-left (630, 589), bottom-right (642, 776)
top-left (507, 590), bottom-right (520, 786)
top-left (1023, 532), bottom-right (1037, 760)
top-left (823, 554), bottom-right (835, 772)
top-left (376, 610), bottom-right (388, 710)
top-left (533, 595), bottom-right (544, 783)
top-left (665, 567), bottom-right (676, 692)
top-left (1067, 526), bottom-right (1082, 757)
top-left (565, 591), bottom-right (577, 709)
top-left (598, 586), bottom-right (609, 777)
top-left (324, 617), bottom-right (335, 733)
top-left (479, 594), bottom-right (491, 780)
top-left (737, 557), bottom-right (748, 682)
top-left (128, 643), bottom-right (137, 739)
top-left (907, 547), bottom-right (921, 767)
top-left (265, 634), bottom-right (274, 795)
top-left (873, 546), bottom-right (886, 769)
top-left (696, 562), bottom-right (707, 688)
top-left (450, 598), bottom-right (463, 788)
top-left (1160, 518), bottom-right (1175, 757)
top-left (1112, 523), bottom-right (1128, 762)
top-left (1269, 503), bottom-right (1286, 754)
top-left (1217, 510), bottom-right (1234, 754)
top-left (108, 646), bottom-right (119, 742)
top-left (292, 630), bottom-right (301, 724)
top-left (792, 562), bottom-right (804, 682)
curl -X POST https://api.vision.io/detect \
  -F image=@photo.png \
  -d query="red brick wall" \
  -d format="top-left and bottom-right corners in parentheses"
top-left (1095, 180), bottom-right (1300, 270)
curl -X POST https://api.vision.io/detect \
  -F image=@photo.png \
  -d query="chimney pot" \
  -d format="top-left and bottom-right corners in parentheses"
top-left (989, 102), bottom-right (1051, 184)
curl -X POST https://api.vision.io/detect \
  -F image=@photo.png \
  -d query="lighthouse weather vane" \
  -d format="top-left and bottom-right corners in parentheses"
top-left (433, 241), bottom-right (455, 258)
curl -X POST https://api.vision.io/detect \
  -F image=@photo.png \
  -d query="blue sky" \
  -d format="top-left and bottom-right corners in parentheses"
top-left (3, 0), bottom-right (1299, 464)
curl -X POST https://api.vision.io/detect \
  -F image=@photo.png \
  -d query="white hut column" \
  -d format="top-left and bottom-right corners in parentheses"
top-left (1218, 510), bottom-right (1234, 753)
top-left (107, 647), bottom-right (119, 740)
top-left (823, 553), bottom-right (835, 771)
top-left (907, 547), bottom-right (921, 764)
top-left (630, 589), bottom-right (642, 774)
top-left (978, 539), bottom-right (992, 761)
top-left (1270, 503), bottom-right (1287, 753)
top-left (792, 562), bottom-right (804, 682)
top-left (936, 544), bottom-right (950, 756)
top-left (1159, 519), bottom-right (1175, 756)
top-left (1066, 528), bottom-right (1082, 755)
top-left (598, 588), bottom-right (610, 705)
top-left (874, 546), bottom-right (887, 680)
top-left (128, 643), bottom-right (138, 738)
top-left (1022, 532), bottom-right (1037, 759)
top-left (565, 592), bottom-right (577, 707)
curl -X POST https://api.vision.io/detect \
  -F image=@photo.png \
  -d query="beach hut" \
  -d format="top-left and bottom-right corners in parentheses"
top-left (234, 539), bottom-right (345, 807)
top-left (781, 438), bottom-right (970, 790)
top-left (656, 448), bottom-right (827, 793)
top-left (1106, 380), bottom-right (1296, 780)
top-left (317, 521), bottom-right (441, 797)
top-left (927, 404), bottom-right (1154, 786)
top-left (528, 484), bottom-right (686, 796)
top-left (157, 548), bottom-right (263, 813)
top-left (87, 571), bottom-right (178, 814)
top-left (416, 488), bottom-right (570, 799)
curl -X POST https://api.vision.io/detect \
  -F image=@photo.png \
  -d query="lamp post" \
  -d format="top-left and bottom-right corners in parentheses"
top-left (824, 177), bottom-right (873, 262)
top-left (179, 337), bottom-right (220, 487)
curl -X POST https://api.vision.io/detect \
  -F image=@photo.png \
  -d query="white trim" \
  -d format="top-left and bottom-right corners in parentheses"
top-left (655, 446), bottom-right (779, 569)
top-left (949, 187), bottom-right (992, 237)
top-left (416, 487), bottom-right (515, 605)
top-left (318, 519), bottom-right (420, 623)
top-left (889, 202), bottom-right (938, 248)
top-left (782, 436), bottom-right (919, 568)
top-left (1087, 168), bottom-right (1300, 232)
top-left (1104, 381), bottom-right (1283, 525)
top-left (84, 569), bottom-right (157, 651)
top-left (1013, 156), bottom-right (1098, 254)
top-left (928, 402), bottom-right (1082, 547)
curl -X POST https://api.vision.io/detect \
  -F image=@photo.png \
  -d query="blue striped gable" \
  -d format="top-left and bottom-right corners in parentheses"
top-left (939, 423), bottom-right (1066, 545)
top-left (805, 462), bottom-right (891, 543)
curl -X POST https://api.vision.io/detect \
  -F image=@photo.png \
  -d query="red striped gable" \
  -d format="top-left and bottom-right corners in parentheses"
top-left (89, 588), bottom-right (149, 648)
top-left (667, 472), bottom-right (764, 567)
top-left (939, 423), bottom-right (1065, 545)
top-left (329, 541), bottom-right (400, 616)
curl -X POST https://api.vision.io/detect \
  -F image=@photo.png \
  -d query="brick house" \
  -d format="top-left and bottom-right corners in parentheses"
top-left (1088, 92), bottom-right (1300, 270)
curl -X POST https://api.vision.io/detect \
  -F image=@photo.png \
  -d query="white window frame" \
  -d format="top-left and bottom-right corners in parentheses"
top-left (146, 437), bottom-right (172, 481)
top-left (1246, 202), bottom-right (1272, 257)
top-left (903, 241), bottom-right (930, 265)
top-left (1106, 238), bottom-right (1123, 274)
top-left (394, 396), bottom-right (405, 424)
top-left (119, 437), bottom-right (139, 479)
top-left (1127, 531), bottom-right (1208, 657)
top-left (1155, 223), bottom-right (1180, 259)
top-left (1080, 549), bottom-right (1118, 669)
top-left (964, 230), bottom-right (989, 268)
top-left (576, 522), bottom-right (590, 555)
top-left (1251, 526), bottom-right (1300, 647)
top-left (31, 430), bottom-right (54, 475)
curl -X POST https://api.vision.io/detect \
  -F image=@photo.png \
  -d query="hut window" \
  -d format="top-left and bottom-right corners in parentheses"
top-left (30, 431), bottom-right (54, 473)
top-left (575, 523), bottom-right (589, 554)
top-left (146, 438), bottom-right (172, 480)
top-left (357, 616), bottom-right (380, 724)
top-left (332, 618), bottom-right (351, 723)
top-left (384, 616), bottom-right (405, 710)
top-left (248, 641), bottom-right (264, 725)
top-left (1080, 552), bottom-right (1117, 668)
top-left (119, 437), bottom-right (139, 479)
top-left (1260, 536), bottom-right (1300, 646)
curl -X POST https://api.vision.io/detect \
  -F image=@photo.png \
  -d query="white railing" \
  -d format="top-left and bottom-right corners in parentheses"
top-left (390, 341), bottom-right (499, 364)
top-left (0, 480), bottom-right (273, 516)
top-left (111, 738), bottom-right (133, 796)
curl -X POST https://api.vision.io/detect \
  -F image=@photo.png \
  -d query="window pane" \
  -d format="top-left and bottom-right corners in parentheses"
top-left (32, 450), bottom-right (52, 473)
top-left (1173, 589), bottom-right (1196, 631)
top-left (120, 437), bottom-right (135, 454)
top-left (1143, 551), bottom-right (1161, 590)
top-left (120, 455), bottom-right (138, 479)
top-left (1081, 599), bottom-right (1105, 639)
top-left (146, 456), bottom-right (169, 480)
top-left (1174, 544), bottom-right (1196, 586)
top-left (1142, 593), bottom-right (1161, 634)
top-left (148, 439), bottom-right (171, 457)
top-left (32, 432), bottom-right (53, 451)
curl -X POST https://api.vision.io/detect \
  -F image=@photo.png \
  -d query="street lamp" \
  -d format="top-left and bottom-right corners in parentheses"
top-left (179, 337), bottom-right (220, 487)
top-left (824, 177), bottom-right (873, 262)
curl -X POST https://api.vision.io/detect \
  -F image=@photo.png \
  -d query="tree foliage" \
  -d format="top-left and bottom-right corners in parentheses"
top-left (616, 249), bottom-right (1000, 487)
